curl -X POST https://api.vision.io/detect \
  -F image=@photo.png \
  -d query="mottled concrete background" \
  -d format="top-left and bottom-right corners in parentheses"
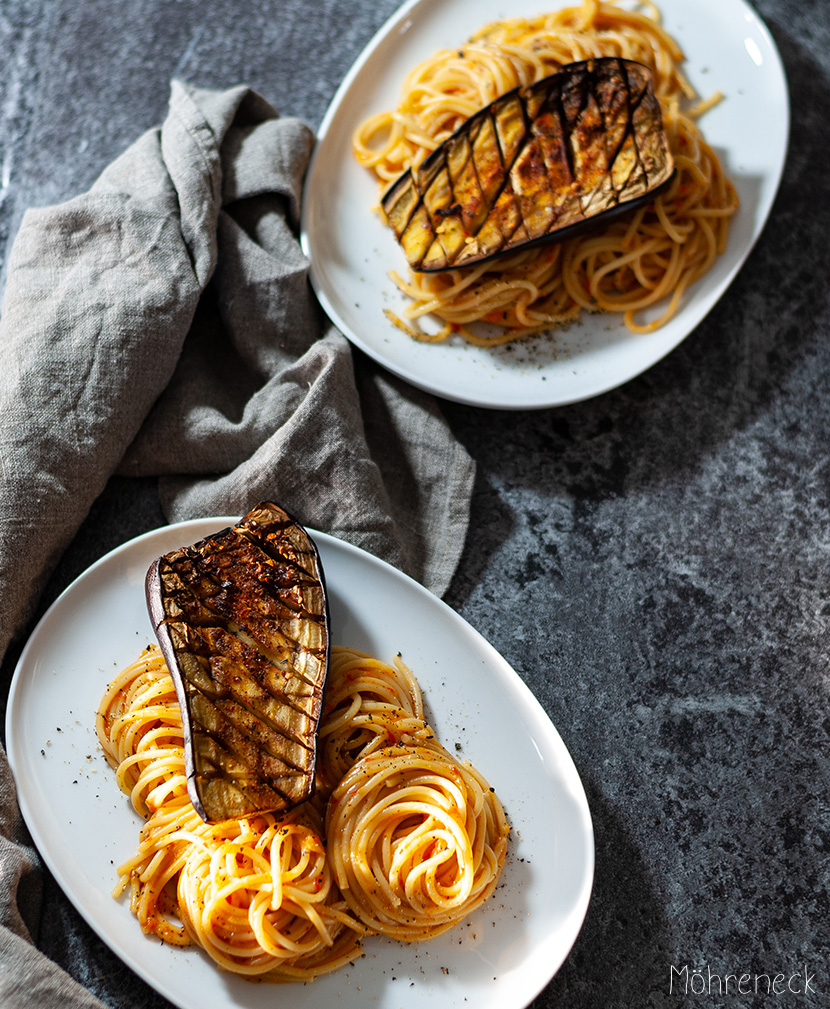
top-left (1, 0), bottom-right (828, 1006)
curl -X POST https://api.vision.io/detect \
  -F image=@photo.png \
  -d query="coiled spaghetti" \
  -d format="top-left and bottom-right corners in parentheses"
top-left (353, 0), bottom-right (738, 342)
top-left (97, 643), bottom-right (509, 981)
top-left (327, 742), bottom-right (509, 940)
top-left (320, 650), bottom-right (509, 940)
top-left (316, 645), bottom-right (432, 795)
top-left (97, 645), bottom-right (362, 977)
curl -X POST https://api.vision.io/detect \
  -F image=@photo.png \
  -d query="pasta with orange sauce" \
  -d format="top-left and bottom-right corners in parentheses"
top-left (327, 742), bottom-right (509, 940)
top-left (97, 643), bottom-right (509, 981)
top-left (353, 0), bottom-right (738, 343)
top-left (97, 645), bottom-right (364, 975)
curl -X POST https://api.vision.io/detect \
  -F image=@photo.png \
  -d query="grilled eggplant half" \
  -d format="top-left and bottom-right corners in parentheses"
top-left (146, 502), bottom-right (329, 823)
top-left (382, 57), bottom-right (675, 272)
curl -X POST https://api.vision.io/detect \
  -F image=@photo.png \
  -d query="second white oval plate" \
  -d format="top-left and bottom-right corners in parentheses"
top-left (7, 519), bottom-right (594, 1009)
top-left (301, 0), bottom-right (788, 409)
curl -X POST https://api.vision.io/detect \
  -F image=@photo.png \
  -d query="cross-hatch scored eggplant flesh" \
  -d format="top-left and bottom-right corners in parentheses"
top-left (381, 57), bottom-right (676, 272)
top-left (146, 502), bottom-right (329, 823)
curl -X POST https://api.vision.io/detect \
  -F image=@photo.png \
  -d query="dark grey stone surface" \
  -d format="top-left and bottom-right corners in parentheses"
top-left (1, 0), bottom-right (828, 1006)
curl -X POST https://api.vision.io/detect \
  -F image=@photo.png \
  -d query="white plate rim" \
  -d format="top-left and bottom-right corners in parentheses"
top-left (7, 518), bottom-right (594, 1009)
top-left (301, 0), bottom-right (790, 410)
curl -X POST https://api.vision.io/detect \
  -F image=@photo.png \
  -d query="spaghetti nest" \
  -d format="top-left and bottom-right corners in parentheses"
top-left (97, 644), bottom-right (509, 982)
top-left (353, 0), bottom-right (738, 343)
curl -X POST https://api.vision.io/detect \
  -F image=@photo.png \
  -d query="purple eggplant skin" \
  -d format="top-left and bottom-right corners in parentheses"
top-left (146, 502), bottom-right (330, 824)
top-left (381, 57), bottom-right (676, 272)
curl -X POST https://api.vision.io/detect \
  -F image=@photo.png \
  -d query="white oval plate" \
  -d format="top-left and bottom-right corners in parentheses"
top-left (7, 519), bottom-right (594, 1009)
top-left (301, 0), bottom-right (788, 409)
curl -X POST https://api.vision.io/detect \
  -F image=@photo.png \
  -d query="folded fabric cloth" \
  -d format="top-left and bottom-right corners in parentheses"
top-left (0, 81), bottom-right (474, 1006)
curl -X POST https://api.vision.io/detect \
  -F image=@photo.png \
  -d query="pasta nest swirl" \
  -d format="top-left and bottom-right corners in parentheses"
top-left (326, 741), bottom-right (510, 940)
top-left (174, 803), bottom-right (364, 978)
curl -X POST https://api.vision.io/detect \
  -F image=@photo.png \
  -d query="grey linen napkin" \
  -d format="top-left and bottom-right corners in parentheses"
top-left (0, 81), bottom-right (474, 1006)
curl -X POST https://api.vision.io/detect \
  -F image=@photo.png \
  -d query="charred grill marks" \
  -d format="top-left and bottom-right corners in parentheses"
top-left (381, 57), bottom-right (675, 272)
top-left (146, 502), bottom-right (330, 823)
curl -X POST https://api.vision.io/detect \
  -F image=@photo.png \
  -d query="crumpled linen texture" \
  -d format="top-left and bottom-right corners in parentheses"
top-left (0, 81), bottom-right (474, 1007)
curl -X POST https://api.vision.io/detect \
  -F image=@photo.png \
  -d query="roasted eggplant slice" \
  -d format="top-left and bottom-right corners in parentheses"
top-left (381, 57), bottom-right (675, 272)
top-left (146, 502), bottom-right (329, 823)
